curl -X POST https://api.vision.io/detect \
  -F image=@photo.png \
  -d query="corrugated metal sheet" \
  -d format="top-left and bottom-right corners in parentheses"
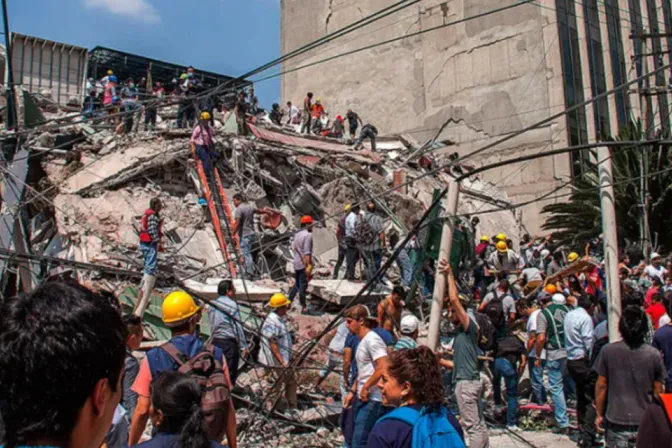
top-left (10, 33), bottom-right (88, 107)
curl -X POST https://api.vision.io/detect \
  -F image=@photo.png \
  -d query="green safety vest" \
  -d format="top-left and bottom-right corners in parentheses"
top-left (542, 303), bottom-right (569, 351)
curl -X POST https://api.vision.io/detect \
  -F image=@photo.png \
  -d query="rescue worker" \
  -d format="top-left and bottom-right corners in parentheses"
top-left (190, 111), bottom-right (217, 180)
top-left (135, 198), bottom-right (163, 317)
top-left (311, 97), bottom-right (325, 134)
top-left (289, 216), bottom-right (314, 314)
top-left (129, 291), bottom-right (237, 446)
top-left (354, 123), bottom-right (378, 152)
top-left (488, 241), bottom-right (523, 299)
top-left (327, 115), bottom-right (345, 138)
top-left (300, 92), bottom-right (314, 134)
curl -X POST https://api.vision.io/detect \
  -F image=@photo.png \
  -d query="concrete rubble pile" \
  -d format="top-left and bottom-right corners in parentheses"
top-left (11, 89), bottom-right (521, 440)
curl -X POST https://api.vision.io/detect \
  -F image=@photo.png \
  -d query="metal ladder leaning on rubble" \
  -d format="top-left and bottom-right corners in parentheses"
top-left (190, 144), bottom-right (240, 276)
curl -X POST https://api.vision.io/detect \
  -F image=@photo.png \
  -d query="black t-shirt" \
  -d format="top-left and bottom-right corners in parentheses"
top-left (236, 100), bottom-right (247, 116)
top-left (346, 111), bottom-right (359, 127)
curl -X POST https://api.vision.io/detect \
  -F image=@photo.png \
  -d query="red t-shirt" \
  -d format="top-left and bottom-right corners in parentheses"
top-left (647, 302), bottom-right (667, 330)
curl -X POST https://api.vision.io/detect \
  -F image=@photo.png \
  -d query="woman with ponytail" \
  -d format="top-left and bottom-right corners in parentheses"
top-left (137, 371), bottom-right (225, 448)
top-left (367, 346), bottom-right (465, 448)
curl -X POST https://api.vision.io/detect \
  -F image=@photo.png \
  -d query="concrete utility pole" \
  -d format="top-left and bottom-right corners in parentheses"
top-left (597, 146), bottom-right (621, 342)
top-left (2, 0), bottom-right (17, 130)
top-left (427, 180), bottom-right (459, 352)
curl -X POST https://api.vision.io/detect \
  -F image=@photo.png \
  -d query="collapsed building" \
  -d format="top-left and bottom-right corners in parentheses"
top-left (0, 85), bottom-right (521, 446)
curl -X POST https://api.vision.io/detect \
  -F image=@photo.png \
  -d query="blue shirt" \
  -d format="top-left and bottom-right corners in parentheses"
top-left (345, 327), bottom-right (394, 385)
top-left (367, 404), bottom-right (465, 448)
top-left (653, 324), bottom-right (672, 390)
top-left (137, 433), bottom-right (226, 448)
top-left (563, 307), bottom-right (594, 360)
top-left (207, 295), bottom-right (249, 350)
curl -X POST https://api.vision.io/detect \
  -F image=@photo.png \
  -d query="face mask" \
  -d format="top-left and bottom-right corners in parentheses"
top-left (130, 84), bottom-right (135, 88)
top-left (187, 73), bottom-right (194, 78)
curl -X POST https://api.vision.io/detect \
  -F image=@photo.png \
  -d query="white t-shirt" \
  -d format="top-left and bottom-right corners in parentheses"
top-left (660, 314), bottom-right (671, 328)
top-left (645, 264), bottom-right (668, 281)
top-left (258, 312), bottom-right (292, 366)
top-left (328, 321), bottom-right (350, 354)
top-left (355, 330), bottom-right (388, 401)
top-left (527, 309), bottom-right (547, 360)
top-left (521, 267), bottom-right (543, 283)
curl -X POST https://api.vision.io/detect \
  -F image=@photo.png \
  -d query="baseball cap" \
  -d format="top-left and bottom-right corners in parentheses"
top-left (552, 293), bottom-right (567, 305)
top-left (400, 314), bottom-right (420, 334)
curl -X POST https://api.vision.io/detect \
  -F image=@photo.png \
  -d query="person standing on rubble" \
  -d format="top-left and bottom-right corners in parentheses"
top-left (207, 280), bottom-right (249, 386)
top-left (358, 202), bottom-right (386, 290)
top-left (300, 92), bottom-right (314, 134)
top-left (289, 215), bottom-right (314, 314)
top-left (191, 111), bottom-right (218, 180)
top-left (135, 198), bottom-right (163, 317)
top-left (388, 231), bottom-right (412, 288)
top-left (235, 91), bottom-right (249, 136)
top-left (334, 204), bottom-right (351, 280)
top-left (232, 194), bottom-right (271, 279)
top-left (378, 286), bottom-right (405, 335)
top-left (129, 291), bottom-right (237, 447)
top-left (103, 74), bottom-right (118, 125)
top-left (144, 82), bottom-right (164, 131)
top-left (345, 203), bottom-right (361, 281)
top-left (286, 101), bottom-right (300, 125)
top-left (121, 79), bottom-right (140, 134)
top-left (346, 109), bottom-right (363, 138)
top-left (487, 241), bottom-right (523, 299)
top-left (248, 88), bottom-right (259, 115)
top-left (258, 293), bottom-right (298, 414)
top-left (311, 97), bottom-right (326, 134)
top-left (354, 123), bottom-right (378, 152)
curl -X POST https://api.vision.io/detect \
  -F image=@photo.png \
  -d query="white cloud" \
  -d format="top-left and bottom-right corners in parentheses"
top-left (84, 0), bottom-right (160, 23)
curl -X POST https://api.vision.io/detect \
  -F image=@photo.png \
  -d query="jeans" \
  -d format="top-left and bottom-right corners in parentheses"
top-left (288, 268), bottom-right (308, 308)
top-left (455, 380), bottom-right (489, 448)
top-left (300, 114), bottom-right (312, 134)
top-left (213, 338), bottom-right (240, 385)
top-left (528, 358), bottom-right (547, 404)
top-left (240, 234), bottom-right (256, 277)
top-left (605, 423), bottom-right (638, 447)
top-left (349, 124), bottom-right (358, 138)
top-left (362, 250), bottom-right (379, 284)
top-left (140, 242), bottom-right (158, 276)
top-left (567, 358), bottom-right (597, 445)
top-left (352, 400), bottom-right (388, 448)
top-left (396, 247), bottom-right (412, 287)
top-left (354, 128), bottom-right (377, 151)
top-left (493, 358), bottom-right (518, 427)
top-left (546, 358), bottom-right (569, 428)
top-left (144, 108), bottom-right (157, 130)
top-left (195, 145), bottom-right (214, 177)
top-left (333, 244), bottom-right (346, 279)
top-left (345, 237), bottom-right (359, 281)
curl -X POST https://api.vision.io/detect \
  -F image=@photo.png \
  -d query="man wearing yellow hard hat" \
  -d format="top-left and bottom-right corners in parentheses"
top-left (128, 290), bottom-right (237, 446)
top-left (487, 240), bottom-right (524, 299)
top-left (191, 110), bottom-right (217, 179)
top-left (258, 292), bottom-right (297, 412)
top-left (333, 204), bottom-right (352, 280)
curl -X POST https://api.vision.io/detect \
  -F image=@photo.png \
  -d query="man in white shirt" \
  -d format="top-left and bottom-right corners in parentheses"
top-left (344, 204), bottom-right (361, 281)
top-left (315, 320), bottom-right (349, 398)
top-left (645, 253), bottom-right (668, 282)
top-left (488, 241), bottom-right (523, 298)
top-left (286, 101), bottom-right (300, 124)
top-left (343, 304), bottom-right (389, 448)
top-left (521, 299), bottom-right (547, 404)
top-left (258, 293), bottom-right (297, 412)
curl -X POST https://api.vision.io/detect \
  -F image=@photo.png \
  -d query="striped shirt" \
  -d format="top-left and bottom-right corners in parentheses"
top-left (394, 336), bottom-right (418, 351)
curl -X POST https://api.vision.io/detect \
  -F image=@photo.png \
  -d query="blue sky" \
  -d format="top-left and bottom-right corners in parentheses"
top-left (9, 0), bottom-right (281, 106)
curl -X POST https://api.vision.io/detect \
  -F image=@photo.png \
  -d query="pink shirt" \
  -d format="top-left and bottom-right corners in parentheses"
top-left (190, 124), bottom-right (215, 146)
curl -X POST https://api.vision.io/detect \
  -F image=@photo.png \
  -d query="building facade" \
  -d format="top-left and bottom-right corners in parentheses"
top-left (281, 0), bottom-right (668, 233)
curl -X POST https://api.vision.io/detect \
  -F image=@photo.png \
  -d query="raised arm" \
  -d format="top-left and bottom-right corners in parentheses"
top-left (439, 259), bottom-right (469, 330)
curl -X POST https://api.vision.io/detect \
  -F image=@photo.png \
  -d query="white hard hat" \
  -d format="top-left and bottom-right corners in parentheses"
top-left (552, 293), bottom-right (567, 305)
top-left (400, 314), bottom-right (420, 334)
top-left (651, 252), bottom-right (662, 260)
top-left (540, 249), bottom-right (550, 258)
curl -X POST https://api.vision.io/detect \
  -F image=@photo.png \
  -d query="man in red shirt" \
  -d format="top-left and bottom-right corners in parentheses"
top-left (647, 291), bottom-right (667, 330)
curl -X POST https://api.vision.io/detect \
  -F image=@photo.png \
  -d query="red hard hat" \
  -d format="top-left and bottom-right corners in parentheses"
top-left (300, 215), bottom-right (314, 225)
top-left (336, 115), bottom-right (343, 121)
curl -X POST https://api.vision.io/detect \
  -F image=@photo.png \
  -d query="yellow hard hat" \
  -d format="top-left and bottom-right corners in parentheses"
top-left (162, 291), bottom-right (200, 327)
top-left (480, 235), bottom-right (490, 242)
top-left (495, 233), bottom-right (507, 242)
top-left (201, 111), bottom-right (211, 121)
top-left (107, 69), bottom-right (113, 75)
top-left (568, 252), bottom-right (579, 263)
top-left (344, 203), bottom-right (352, 212)
top-left (496, 241), bottom-right (508, 253)
top-left (316, 97), bottom-right (322, 102)
top-left (269, 292), bottom-right (291, 309)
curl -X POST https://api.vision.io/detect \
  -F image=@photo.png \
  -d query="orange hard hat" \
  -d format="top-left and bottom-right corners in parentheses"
top-left (544, 284), bottom-right (557, 295)
top-left (300, 215), bottom-right (314, 225)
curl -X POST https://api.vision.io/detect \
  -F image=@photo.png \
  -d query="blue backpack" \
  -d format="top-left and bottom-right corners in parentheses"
top-left (378, 405), bottom-right (465, 448)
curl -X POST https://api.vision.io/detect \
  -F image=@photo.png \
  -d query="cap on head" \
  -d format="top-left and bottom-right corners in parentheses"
top-left (652, 252), bottom-right (662, 261)
top-left (540, 249), bottom-right (551, 259)
top-left (495, 233), bottom-right (507, 242)
top-left (568, 252), bottom-right (579, 263)
top-left (344, 203), bottom-right (352, 212)
top-left (269, 293), bottom-right (291, 308)
top-left (300, 215), bottom-right (314, 225)
top-left (496, 241), bottom-right (508, 253)
top-left (552, 293), bottom-right (567, 305)
top-left (400, 314), bottom-right (420, 335)
top-left (162, 291), bottom-right (200, 327)
top-left (544, 284), bottom-right (557, 295)
top-left (480, 235), bottom-right (490, 242)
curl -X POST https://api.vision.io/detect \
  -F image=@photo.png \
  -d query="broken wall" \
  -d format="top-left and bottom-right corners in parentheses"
top-left (280, 0), bottom-right (571, 234)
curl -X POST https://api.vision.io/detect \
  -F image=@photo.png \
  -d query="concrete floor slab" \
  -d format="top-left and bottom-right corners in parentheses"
top-left (307, 279), bottom-right (388, 305)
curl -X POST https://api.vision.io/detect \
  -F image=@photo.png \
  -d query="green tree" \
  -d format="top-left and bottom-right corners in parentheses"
top-left (541, 121), bottom-right (672, 251)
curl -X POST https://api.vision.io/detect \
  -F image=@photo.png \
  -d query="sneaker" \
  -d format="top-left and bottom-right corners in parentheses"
top-left (507, 425), bottom-right (522, 432)
top-left (552, 427), bottom-right (570, 435)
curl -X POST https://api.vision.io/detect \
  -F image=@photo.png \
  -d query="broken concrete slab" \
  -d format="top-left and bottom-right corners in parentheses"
top-left (307, 279), bottom-right (388, 306)
top-left (183, 278), bottom-right (279, 302)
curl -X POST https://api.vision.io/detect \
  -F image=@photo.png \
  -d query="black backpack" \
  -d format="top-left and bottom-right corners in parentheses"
top-left (473, 312), bottom-right (497, 351)
top-left (355, 216), bottom-right (377, 246)
top-left (483, 290), bottom-right (506, 332)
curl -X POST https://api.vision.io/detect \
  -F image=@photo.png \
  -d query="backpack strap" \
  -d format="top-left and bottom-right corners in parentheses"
top-left (161, 342), bottom-right (187, 367)
top-left (377, 406), bottom-right (421, 426)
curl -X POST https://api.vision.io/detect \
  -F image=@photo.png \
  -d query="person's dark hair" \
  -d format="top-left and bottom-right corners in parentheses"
top-left (151, 372), bottom-right (210, 448)
top-left (387, 346), bottom-right (444, 407)
top-left (150, 197), bottom-right (161, 211)
top-left (664, 291), bottom-right (672, 319)
top-left (0, 282), bottom-right (126, 448)
top-left (389, 231), bottom-right (400, 248)
top-left (622, 290), bottom-right (644, 308)
top-left (652, 291), bottom-right (662, 303)
top-left (652, 276), bottom-right (663, 287)
top-left (392, 286), bottom-right (405, 297)
top-left (577, 294), bottom-right (595, 310)
top-left (307, 92), bottom-right (313, 98)
top-left (619, 267), bottom-right (630, 277)
top-left (352, 204), bottom-right (360, 213)
top-left (498, 278), bottom-right (509, 291)
top-left (123, 314), bottom-right (142, 328)
top-left (233, 193), bottom-right (243, 202)
top-left (217, 279), bottom-right (234, 296)
top-left (287, 101), bottom-right (292, 106)
top-left (619, 305), bottom-right (648, 348)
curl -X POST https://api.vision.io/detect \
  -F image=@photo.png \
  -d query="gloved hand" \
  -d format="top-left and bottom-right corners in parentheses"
top-left (306, 264), bottom-right (313, 276)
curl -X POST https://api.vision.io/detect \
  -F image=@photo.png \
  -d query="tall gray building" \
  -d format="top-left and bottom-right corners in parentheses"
top-left (281, 0), bottom-right (668, 233)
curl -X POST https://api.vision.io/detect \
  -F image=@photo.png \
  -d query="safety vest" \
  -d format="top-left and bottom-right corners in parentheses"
top-left (542, 303), bottom-right (569, 351)
top-left (139, 209), bottom-right (163, 244)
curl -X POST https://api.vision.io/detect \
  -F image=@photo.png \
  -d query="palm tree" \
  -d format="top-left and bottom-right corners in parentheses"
top-left (541, 121), bottom-right (672, 252)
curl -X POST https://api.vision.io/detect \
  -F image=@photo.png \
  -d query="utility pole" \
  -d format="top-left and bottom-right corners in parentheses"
top-left (597, 145), bottom-right (622, 342)
top-left (427, 180), bottom-right (459, 352)
top-left (2, 0), bottom-right (16, 130)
